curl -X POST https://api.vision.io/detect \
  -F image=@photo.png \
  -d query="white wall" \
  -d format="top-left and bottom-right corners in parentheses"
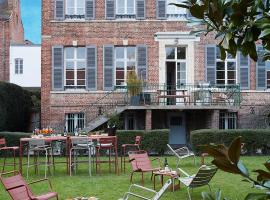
top-left (10, 45), bottom-right (41, 87)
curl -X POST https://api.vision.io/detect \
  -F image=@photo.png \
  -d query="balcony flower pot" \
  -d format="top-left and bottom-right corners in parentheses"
top-left (106, 113), bottom-right (122, 136)
top-left (127, 70), bottom-right (142, 106)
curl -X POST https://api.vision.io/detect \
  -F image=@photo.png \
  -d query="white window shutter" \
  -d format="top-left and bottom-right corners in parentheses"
top-left (85, 0), bottom-right (95, 20)
top-left (86, 46), bottom-right (97, 90)
top-left (205, 45), bottom-right (216, 85)
top-left (156, 0), bottom-right (166, 19)
top-left (55, 0), bottom-right (65, 20)
top-left (137, 45), bottom-right (147, 81)
top-left (256, 46), bottom-right (266, 90)
top-left (238, 52), bottom-right (250, 90)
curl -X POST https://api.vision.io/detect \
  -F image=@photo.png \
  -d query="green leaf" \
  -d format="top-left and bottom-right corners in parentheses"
top-left (254, 170), bottom-right (270, 181)
top-left (190, 4), bottom-right (205, 19)
top-left (245, 193), bottom-right (270, 200)
top-left (212, 158), bottom-right (240, 174)
top-left (237, 160), bottom-right (249, 177)
top-left (263, 180), bottom-right (270, 188)
top-left (202, 191), bottom-right (215, 200)
top-left (259, 29), bottom-right (270, 38)
top-left (228, 137), bottom-right (241, 164)
top-left (215, 189), bottom-right (221, 200)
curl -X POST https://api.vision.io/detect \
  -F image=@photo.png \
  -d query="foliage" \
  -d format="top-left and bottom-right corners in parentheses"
top-left (126, 70), bottom-right (142, 96)
top-left (116, 129), bottom-right (169, 155)
top-left (202, 137), bottom-right (270, 200)
top-left (0, 82), bottom-right (32, 132)
top-left (190, 129), bottom-right (270, 155)
top-left (107, 113), bottom-right (123, 129)
top-left (173, 0), bottom-right (270, 61)
top-left (0, 132), bottom-right (31, 148)
top-left (27, 89), bottom-right (41, 111)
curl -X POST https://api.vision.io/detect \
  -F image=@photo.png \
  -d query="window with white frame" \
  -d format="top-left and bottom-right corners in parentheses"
top-left (66, 0), bottom-right (85, 18)
top-left (267, 71), bottom-right (270, 89)
top-left (65, 113), bottom-right (85, 133)
top-left (115, 46), bottom-right (136, 86)
top-left (165, 46), bottom-right (187, 87)
top-left (15, 58), bottom-right (23, 74)
top-left (216, 48), bottom-right (237, 85)
top-left (219, 112), bottom-right (237, 129)
top-left (116, 0), bottom-right (135, 18)
top-left (65, 47), bottom-right (86, 88)
top-left (167, 0), bottom-right (188, 19)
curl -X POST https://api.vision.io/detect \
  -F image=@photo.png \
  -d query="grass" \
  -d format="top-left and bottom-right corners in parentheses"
top-left (0, 156), bottom-right (268, 200)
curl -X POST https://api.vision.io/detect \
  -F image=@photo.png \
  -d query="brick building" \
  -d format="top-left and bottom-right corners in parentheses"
top-left (42, 0), bottom-right (270, 145)
top-left (0, 0), bottom-right (24, 81)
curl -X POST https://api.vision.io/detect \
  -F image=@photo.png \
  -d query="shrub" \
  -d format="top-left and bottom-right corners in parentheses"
top-left (191, 129), bottom-right (270, 155)
top-left (0, 82), bottom-right (32, 132)
top-left (116, 129), bottom-right (169, 155)
top-left (0, 132), bottom-right (31, 147)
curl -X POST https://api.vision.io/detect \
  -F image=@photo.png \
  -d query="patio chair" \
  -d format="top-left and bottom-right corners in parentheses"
top-left (121, 136), bottom-right (142, 172)
top-left (178, 165), bottom-right (218, 200)
top-left (0, 170), bottom-right (58, 200)
top-left (120, 178), bottom-right (172, 200)
top-left (0, 138), bottom-right (19, 173)
top-left (167, 144), bottom-right (195, 168)
top-left (128, 150), bottom-right (161, 185)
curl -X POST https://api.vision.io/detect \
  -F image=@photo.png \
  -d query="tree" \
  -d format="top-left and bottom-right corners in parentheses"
top-left (174, 0), bottom-right (270, 61)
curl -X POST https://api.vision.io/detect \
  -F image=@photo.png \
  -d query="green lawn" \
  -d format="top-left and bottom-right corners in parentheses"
top-left (0, 156), bottom-right (268, 199)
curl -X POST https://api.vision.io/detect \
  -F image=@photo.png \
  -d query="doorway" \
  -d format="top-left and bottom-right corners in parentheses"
top-left (168, 113), bottom-right (187, 145)
top-left (166, 62), bottom-right (176, 105)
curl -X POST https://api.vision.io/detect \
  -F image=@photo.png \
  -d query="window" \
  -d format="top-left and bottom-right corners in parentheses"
top-left (65, 47), bottom-right (86, 89)
top-left (116, 0), bottom-right (135, 18)
top-left (216, 48), bottom-right (237, 85)
top-left (219, 112), bottom-right (237, 129)
top-left (167, 0), bottom-right (188, 19)
top-left (15, 58), bottom-right (23, 74)
top-left (65, 113), bottom-right (85, 132)
top-left (115, 46), bottom-right (136, 86)
top-left (165, 46), bottom-right (187, 87)
top-left (66, 0), bottom-right (85, 19)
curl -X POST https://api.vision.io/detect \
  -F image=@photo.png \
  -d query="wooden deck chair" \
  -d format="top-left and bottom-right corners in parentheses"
top-left (167, 144), bottom-right (196, 168)
top-left (178, 165), bottom-right (218, 200)
top-left (0, 171), bottom-right (58, 200)
top-left (121, 179), bottom-right (172, 200)
top-left (128, 150), bottom-right (161, 185)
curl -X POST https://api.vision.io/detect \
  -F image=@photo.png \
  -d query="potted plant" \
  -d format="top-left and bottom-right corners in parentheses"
top-left (107, 113), bottom-right (122, 136)
top-left (127, 70), bottom-right (142, 106)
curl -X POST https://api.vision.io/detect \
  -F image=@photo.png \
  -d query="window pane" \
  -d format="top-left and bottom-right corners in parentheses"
top-left (77, 70), bottom-right (85, 79)
top-left (77, 0), bottom-right (84, 7)
top-left (166, 47), bottom-right (175, 59)
top-left (77, 48), bottom-right (85, 59)
top-left (228, 80), bottom-right (236, 84)
top-left (66, 48), bottom-right (74, 59)
top-left (267, 71), bottom-right (270, 79)
top-left (216, 62), bottom-right (225, 70)
top-left (117, 0), bottom-right (125, 14)
top-left (177, 47), bottom-right (186, 59)
top-left (217, 71), bottom-right (225, 79)
top-left (66, 61), bottom-right (74, 69)
top-left (227, 62), bottom-right (236, 70)
top-left (227, 71), bottom-right (236, 79)
top-left (127, 47), bottom-right (135, 60)
top-left (116, 61), bottom-right (124, 70)
top-left (67, 8), bottom-right (75, 15)
top-left (116, 70), bottom-right (124, 79)
top-left (116, 47), bottom-right (124, 59)
top-left (180, 62), bottom-right (186, 71)
top-left (216, 47), bottom-right (221, 59)
top-left (77, 80), bottom-right (85, 85)
top-left (127, 0), bottom-right (135, 14)
top-left (66, 80), bottom-right (74, 85)
top-left (127, 62), bottom-right (135, 70)
top-left (77, 61), bottom-right (86, 69)
top-left (66, 70), bottom-right (74, 79)
top-left (217, 80), bottom-right (225, 84)
top-left (67, 0), bottom-right (74, 7)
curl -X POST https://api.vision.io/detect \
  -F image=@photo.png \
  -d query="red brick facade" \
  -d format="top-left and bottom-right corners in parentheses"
top-left (41, 0), bottom-right (270, 135)
top-left (0, 0), bottom-right (24, 81)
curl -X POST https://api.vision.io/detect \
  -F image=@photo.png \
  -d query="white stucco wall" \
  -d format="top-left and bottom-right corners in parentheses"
top-left (10, 45), bottom-right (41, 87)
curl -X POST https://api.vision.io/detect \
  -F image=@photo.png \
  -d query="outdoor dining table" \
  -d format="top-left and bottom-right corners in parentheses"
top-left (19, 135), bottom-right (119, 175)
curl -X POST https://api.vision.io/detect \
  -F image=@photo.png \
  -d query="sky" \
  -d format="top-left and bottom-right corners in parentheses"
top-left (20, 0), bottom-right (41, 44)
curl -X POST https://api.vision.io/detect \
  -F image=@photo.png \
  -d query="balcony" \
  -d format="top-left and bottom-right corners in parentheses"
top-left (115, 83), bottom-right (241, 109)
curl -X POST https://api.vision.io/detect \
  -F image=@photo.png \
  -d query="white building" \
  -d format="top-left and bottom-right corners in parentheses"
top-left (10, 43), bottom-right (41, 88)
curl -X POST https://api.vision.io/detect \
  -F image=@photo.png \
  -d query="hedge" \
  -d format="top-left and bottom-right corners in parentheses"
top-left (116, 129), bottom-right (169, 155)
top-left (0, 132), bottom-right (31, 147)
top-left (0, 82), bottom-right (32, 132)
top-left (191, 129), bottom-right (270, 155)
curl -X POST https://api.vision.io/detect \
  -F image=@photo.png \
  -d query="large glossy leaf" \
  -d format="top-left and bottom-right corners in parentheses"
top-left (190, 4), bottom-right (206, 19)
top-left (259, 29), bottom-right (270, 39)
top-left (245, 193), bottom-right (270, 200)
top-left (254, 170), bottom-right (270, 181)
top-left (237, 160), bottom-right (249, 177)
top-left (204, 145), bottom-right (228, 158)
top-left (202, 192), bottom-right (215, 200)
top-left (212, 158), bottom-right (240, 174)
top-left (228, 137), bottom-right (241, 164)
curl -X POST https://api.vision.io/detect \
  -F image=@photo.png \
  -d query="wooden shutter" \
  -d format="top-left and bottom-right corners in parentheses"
top-left (106, 0), bottom-right (115, 19)
top-left (137, 45), bottom-right (147, 81)
top-left (85, 0), bottom-right (95, 20)
top-left (205, 45), bottom-right (216, 85)
top-left (52, 46), bottom-right (64, 91)
top-left (156, 0), bottom-right (166, 19)
top-left (103, 45), bottom-right (114, 90)
top-left (256, 46), bottom-right (266, 90)
top-left (86, 46), bottom-right (97, 90)
top-left (136, 0), bottom-right (145, 19)
top-left (238, 52), bottom-right (250, 90)
top-left (55, 0), bottom-right (64, 20)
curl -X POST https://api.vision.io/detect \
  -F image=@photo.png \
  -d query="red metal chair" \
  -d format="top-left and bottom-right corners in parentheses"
top-left (121, 136), bottom-right (142, 172)
top-left (0, 138), bottom-right (19, 173)
top-left (128, 150), bottom-right (160, 185)
top-left (0, 171), bottom-right (58, 200)
top-left (95, 137), bottom-right (117, 174)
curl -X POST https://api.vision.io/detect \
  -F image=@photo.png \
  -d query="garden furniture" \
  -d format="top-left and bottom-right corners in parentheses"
top-left (69, 137), bottom-right (94, 176)
top-left (121, 135), bottom-right (142, 172)
top-left (128, 150), bottom-right (160, 185)
top-left (177, 165), bottom-right (218, 200)
top-left (121, 178), bottom-right (172, 200)
top-left (0, 170), bottom-right (58, 200)
top-left (153, 170), bottom-right (180, 192)
top-left (167, 144), bottom-right (195, 168)
top-left (0, 138), bottom-right (19, 173)
top-left (26, 139), bottom-right (54, 179)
